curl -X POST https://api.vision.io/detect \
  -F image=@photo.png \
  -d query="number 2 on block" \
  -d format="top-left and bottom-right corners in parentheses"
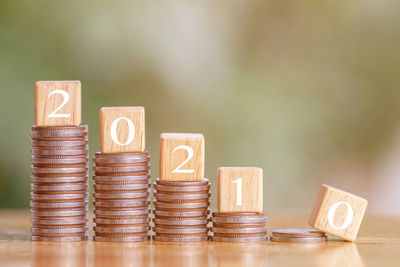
top-left (172, 145), bottom-right (195, 174)
top-left (47, 90), bottom-right (71, 118)
top-left (232, 177), bottom-right (243, 206)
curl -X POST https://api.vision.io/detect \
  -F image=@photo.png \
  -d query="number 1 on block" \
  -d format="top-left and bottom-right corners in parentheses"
top-left (35, 81), bottom-right (81, 126)
top-left (160, 133), bottom-right (205, 181)
top-left (99, 107), bottom-right (145, 153)
top-left (218, 167), bottom-right (263, 213)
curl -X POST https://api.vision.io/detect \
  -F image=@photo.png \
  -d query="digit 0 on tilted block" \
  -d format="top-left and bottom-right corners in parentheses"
top-left (217, 167), bottom-right (263, 213)
top-left (35, 81), bottom-right (81, 126)
top-left (160, 133), bottom-right (204, 181)
top-left (99, 107), bottom-right (145, 153)
top-left (309, 184), bottom-right (368, 241)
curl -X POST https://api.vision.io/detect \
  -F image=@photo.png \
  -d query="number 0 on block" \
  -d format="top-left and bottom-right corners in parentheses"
top-left (99, 107), bottom-right (145, 153)
top-left (218, 167), bottom-right (263, 213)
top-left (160, 133), bottom-right (205, 181)
top-left (35, 81), bottom-right (81, 126)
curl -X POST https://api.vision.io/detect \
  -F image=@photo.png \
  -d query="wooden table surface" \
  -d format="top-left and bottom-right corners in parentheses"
top-left (0, 210), bottom-right (399, 267)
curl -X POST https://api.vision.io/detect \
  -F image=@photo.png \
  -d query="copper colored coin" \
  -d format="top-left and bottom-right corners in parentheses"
top-left (31, 140), bottom-right (88, 147)
top-left (211, 235), bottom-right (267, 242)
top-left (31, 209), bottom-right (87, 217)
top-left (212, 212), bottom-right (265, 217)
top-left (154, 192), bottom-right (210, 201)
top-left (95, 226), bottom-right (149, 234)
top-left (271, 229), bottom-right (326, 238)
top-left (93, 165), bottom-right (150, 173)
top-left (153, 184), bottom-right (210, 193)
top-left (154, 210), bottom-right (209, 218)
top-left (31, 148), bottom-right (88, 156)
top-left (94, 235), bottom-right (149, 242)
top-left (31, 125), bottom-right (87, 132)
top-left (32, 235), bottom-right (88, 242)
top-left (213, 233), bottom-right (267, 238)
top-left (212, 227), bottom-right (268, 234)
top-left (270, 235), bottom-right (327, 243)
top-left (93, 200), bottom-right (149, 208)
top-left (211, 216), bottom-right (266, 224)
top-left (155, 178), bottom-right (209, 187)
top-left (94, 156), bottom-right (150, 165)
top-left (93, 183), bottom-right (150, 191)
top-left (30, 176), bottom-right (88, 183)
top-left (153, 235), bottom-right (208, 242)
top-left (31, 227), bottom-right (87, 234)
top-left (93, 191), bottom-right (149, 199)
top-left (94, 209), bottom-right (150, 217)
top-left (212, 223), bottom-right (266, 229)
top-left (154, 201), bottom-right (210, 210)
top-left (32, 157), bottom-right (89, 165)
top-left (31, 166), bottom-right (88, 174)
top-left (31, 184), bottom-right (88, 192)
top-left (154, 227), bottom-right (208, 235)
top-left (31, 217), bottom-right (88, 225)
top-left (94, 218), bottom-right (149, 225)
top-left (32, 223), bottom-right (87, 229)
top-left (31, 193), bottom-right (88, 201)
top-left (30, 201), bottom-right (87, 209)
top-left (153, 218), bottom-right (208, 226)
top-left (93, 175), bottom-right (150, 183)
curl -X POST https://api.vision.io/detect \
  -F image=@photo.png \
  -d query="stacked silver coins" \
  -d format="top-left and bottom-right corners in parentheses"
top-left (30, 125), bottom-right (89, 241)
top-left (92, 152), bottom-right (151, 242)
top-left (270, 229), bottom-right (327, 243)
top-left (210, 212), bottom-right (268, 242)
top-left (153, 178), bottom-right (211, 242)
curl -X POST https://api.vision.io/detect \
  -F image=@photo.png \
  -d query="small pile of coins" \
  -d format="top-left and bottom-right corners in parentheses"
top-left (153, 178), bottom-right (211, 242)
top-left (210, 212), bottom-right (268, 242)
top-left (92, 152), bottom-right (151, 242)
top-left (30, 125), bottom-right (89, 241)
top-left (270, 229), bottom-right (327, 243)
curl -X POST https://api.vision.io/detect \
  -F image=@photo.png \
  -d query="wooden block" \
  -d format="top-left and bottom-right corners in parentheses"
top-left (99, 107), bottom-right (145, 153)
top-left (160, 133), bottom-right (205, 181)
top-left (217, 167), bottom-right (263, 213)
top-left (35, 81), bottom-right (81, 126)
top-left (309, 184), bottom-right (368, 241)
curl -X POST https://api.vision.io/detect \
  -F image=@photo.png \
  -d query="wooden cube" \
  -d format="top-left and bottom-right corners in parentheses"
top-left (309, 184), bottom-right (368, 241)
top-left (35, 81), bottom-right (81, 126)
top-left (160, 133), bottom-right (204, 181)
top-left (99, 107), bottom-right (145, 153)
top-left (218, 167), bottom-right (263, 213)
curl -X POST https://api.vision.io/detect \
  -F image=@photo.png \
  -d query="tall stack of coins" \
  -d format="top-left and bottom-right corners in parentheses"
top-left (92, 152), bottom-right (151, 242)
top-left (210, 212), bottom-right (268, 242)
top-left (30, 125), bottom-right (89, 241)
top-left (152, 178), bottom-right (211, 242)
top-left (270, 229), bottom-right (327, 243)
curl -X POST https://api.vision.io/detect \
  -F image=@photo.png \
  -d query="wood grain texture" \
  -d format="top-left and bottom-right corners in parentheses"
top-left (99, 107), bottom-right (145, 153)
top-left (159, 133), bottom-right (205, 181)
top-left (309, 184), bottom-right (368, 241)
top-left (217, 167), bottom-right (263, 213)
top-left (34, 81), bottom-right (81, 126)
top-left (4, 210), bottom-right (398, 266)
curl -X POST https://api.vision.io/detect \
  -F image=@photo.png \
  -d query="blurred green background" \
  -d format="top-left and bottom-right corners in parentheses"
top-left (0, 0), bottom-right (399, 216)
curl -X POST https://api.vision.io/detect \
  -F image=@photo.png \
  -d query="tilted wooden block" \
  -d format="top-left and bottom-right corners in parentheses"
top-left (160, 133), bottom-right (204, 181)
top-left (35, 81), bottom-right (81, 126)
top-left (218, 167), bottom-right (263, 213)
top-left (99, 107), bottom-right (145, 153)
top-left (309, 184), bottom-right (368, 241)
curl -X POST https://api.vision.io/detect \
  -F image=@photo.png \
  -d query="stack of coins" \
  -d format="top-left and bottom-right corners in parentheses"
top-left (153, 178), bottom-right (211, 242)
top-left (210, 212), bottom-right (268, 242)
top-left (270, 229), bottom-right (327, 243)
top-left (92, 152), bottom-right (151, 242)
top-left (30, 125), bottom-right (89, 242)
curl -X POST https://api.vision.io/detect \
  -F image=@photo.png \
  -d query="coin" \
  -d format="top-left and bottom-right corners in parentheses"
top-left (212, 212), bottom-right (265, 217)
top-left (93, 183), bottom-right (150, 191)
top-left (93, 191), bottom-right (149, 199)
top-left (30, 176), bottom-right (88, 184)
top-left (31, 167), bottom-right (88, 174)
top-left (212, 216), bottom-right (267, 224)
top-left (154, 210), bottom-right (209, 218)
top-left (31, 209), bottom-right (87, 217)
top-left (155, 178), bottom-right (209, 186)
top-left (94, 151), bottom-right (148, 158)
top-left (93, 236), bottom-right (149, 242)
top-left (153, 218), bottom-right (208, 226)
top-left (93, 200), bottom-right (149, 208)
top-left (154, 227), bottom-right (209, 234)
top-left (94, 156), bottom-right (150, 165)
top-left (93, 175), bottom-right (150, 183)
top-left (154, 192), bottom-right (210, 201)
top-left (93, 166), bottom-right (150, 173)
top-left (154, 184), bottom-right (210, 192)
top-left (271, 229), bottom-right (326, 238)
top-left (212, 227), bottom-right (268, 234)
top-left (31, 184), bottom-right (88, 192)
top-left (94, 209), bottom-right (149, 217)
top-left (154, 201), bottom-right (210, 210)
top-left (32, 235), bottom-right (88, 242)
top-left (94, 217), bottom-right (149, 225)
top-left (31, 125), bottom-right (87, 132)
top-left (94, 226), bottom-right (149, 234)
top-left (31, 217), bottom-right (88, 225)
top-left (30, 201), bottom-right (88, 209)
top-left (31, 140), bottom-right (88, 147)
top-left (153, 235), bottom-right (208, 242)
top-left (31, 227), bottom-right (87, 234)
top-left (212, 223), bottom-right (266, 229)
top-left (32, 157), bottom-right (89, 165)
top-left (31, 148), bottom-right (88, 156)
top-left (270, 235), bottom-right (327, 243)
top-left (211, 235), bottom-right (267, 242)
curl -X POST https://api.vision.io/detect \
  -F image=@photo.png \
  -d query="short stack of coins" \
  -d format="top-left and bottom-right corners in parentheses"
top-left (153, 178), bottom-right (211, 242)
top-left (270, 229), bottom-right (327, 243)
top-left (92, 152), bottom-right (151, 242)
top-left (30, 125), bottom-right (89, 241)
top-left (211, 212), bottom-right (268, 242)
